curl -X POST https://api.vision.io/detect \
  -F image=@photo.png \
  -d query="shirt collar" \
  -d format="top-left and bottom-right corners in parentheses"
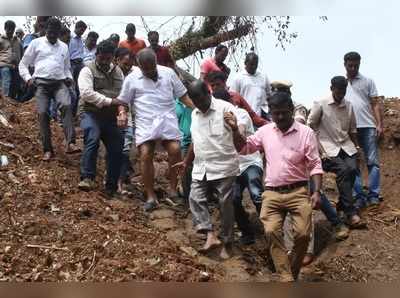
top-left (328, 94), bottom-right (346, 108)
top-left (273, 120), bottom-right (299, 136)
top-left (138, 66), bottom-right (162, 80)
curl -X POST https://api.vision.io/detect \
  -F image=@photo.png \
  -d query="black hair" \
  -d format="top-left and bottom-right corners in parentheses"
top-left (60, 26), bottom-right (71, 35)
top-left (245, 52), bottom-right (258, 63)
top-left (109, 33), bottom-right (120, 41)
top-left (205, 71), bottom-right (227, 83)
top-left (212, 88), bottom-right (231, 103)
top-left (87, 31), bottom-right (99, 40)
top-left (126, 23), bottom-right (136, 32)
top-left (331, 76), bottom-right (348, 89)
top-left (268, 91), bottom-right (294, 110)
top-left (4, 20), bottom-right (16, 30)
top-left (75, 20), bottom-right (87, 29)
top-left (148, 31), bottom-right (159, 38)
top-left (96, 40), bottom-right (116, 55)
top-left (344, 51), bottom-right (361, 62)
top-left (45, 17), bottom-right (62, 31)
top-left (188, 80), bottom-right (209, 99)
top-left (114, 47), bottom-right (130, 59)
top-left (215, 44), bottom-right (228, 54)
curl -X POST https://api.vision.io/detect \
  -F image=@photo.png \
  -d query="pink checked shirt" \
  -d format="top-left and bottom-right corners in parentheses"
top-left (242, 121), bottom-right (323, 187)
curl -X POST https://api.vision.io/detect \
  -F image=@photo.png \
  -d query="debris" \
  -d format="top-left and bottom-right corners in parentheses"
top-left (109, 214), bottom-right (120, 222)
top-left (0, 155), bottom-right (8, 167)
top-left (4, 246), bottom-right (11, 253)
top-left (179, 246), bottom-right (198, 257)
top-left (50, 203), bottom-right (61, 213)
top-left (0, 141), bottom-right (14, 149)
top-left (82, 251), bottom-right (97, 276)
top-left (26, 244), bottom-right (68, 251)
top-left (0, 111), bottom-right (12, 128)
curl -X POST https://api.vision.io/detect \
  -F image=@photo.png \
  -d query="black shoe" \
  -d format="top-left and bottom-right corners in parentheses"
top-left (239, 234), bottom-right (256, 245)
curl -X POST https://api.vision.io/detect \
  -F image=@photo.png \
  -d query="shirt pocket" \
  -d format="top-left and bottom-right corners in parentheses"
top-left (283, 146), bottom-right (304, 164)
top-left (209, 119), bottom-right (223, 136)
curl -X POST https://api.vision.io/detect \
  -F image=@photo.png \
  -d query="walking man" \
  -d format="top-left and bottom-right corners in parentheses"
top-left (225, 91), bottom-right (323, 281)
top-left (344, 51), bottom-right (382, 208)
top-left (19, 17), bottom-right (79, 160)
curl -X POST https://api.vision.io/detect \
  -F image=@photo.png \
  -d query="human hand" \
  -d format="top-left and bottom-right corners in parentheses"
top-left (310, 191), bottom-right (321, 210)
top-left (224, 112), bottom-right (238, 131)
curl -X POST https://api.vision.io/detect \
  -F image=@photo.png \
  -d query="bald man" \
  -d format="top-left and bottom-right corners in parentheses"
top-left (117, 48), bottom-right (194, 212)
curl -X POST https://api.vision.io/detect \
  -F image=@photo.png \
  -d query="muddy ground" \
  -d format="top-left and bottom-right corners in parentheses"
top-left (0, 97), bottom-right (399, 282)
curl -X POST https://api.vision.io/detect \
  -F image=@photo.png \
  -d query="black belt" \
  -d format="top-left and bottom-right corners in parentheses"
top-left (265, 181), bottom-right (308, 193)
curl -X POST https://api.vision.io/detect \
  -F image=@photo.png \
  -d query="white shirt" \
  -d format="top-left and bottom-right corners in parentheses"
top-left (118, 65), bottom-right (187, 146)
top-left (235, 108), bottom-right (263, 174)
top-left (78, 63), bottom-right (124, 108)
top-left (19, 37), bottom-right (72, 82)
top-left (230, 70), bottom-right (271, 116)
top-left (83, 46), bottom-right (96, 66)
top-left (191, 98), bottom-right (243, 181)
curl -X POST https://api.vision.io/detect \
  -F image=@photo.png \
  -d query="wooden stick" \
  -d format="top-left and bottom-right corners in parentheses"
top-left (27, 244), bottom-right (68, 251)
top-left (9, 151), bottom-right (24, 165)
top-left (82, 250), bottom-right (96, 276)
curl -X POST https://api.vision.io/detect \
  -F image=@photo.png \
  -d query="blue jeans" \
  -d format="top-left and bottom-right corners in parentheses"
top-left (233, 165), bottom-right (263, 237)
top-left (354, 128), bottom-right (380, 206)
top-left (0, 66), bottom-right (12, 97)
top-left (80, 112), bottom-right (123, 192)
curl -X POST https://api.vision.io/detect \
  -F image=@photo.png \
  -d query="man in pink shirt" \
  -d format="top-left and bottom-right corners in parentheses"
top-left (225, 91), bottom-right (323, 281)
top-left (200, 44), bottom-right (230, 81)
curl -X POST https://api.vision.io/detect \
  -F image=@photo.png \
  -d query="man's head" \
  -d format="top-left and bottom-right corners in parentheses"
top-left (35, 16), bottom-right (51, 36)
top-left (4, 20), bottom-right (16, 39)
top-left (148, 31), bottom-right (159, 48)
top-left (205, 71), bottom-right (227, 93)
top-left (109, 33), bottom-right (120, 47)
top-left (15, 28), bottom-right (24, 40)
top-left (45, 18), bottom-right (62, 44)
top-left (74, 20), bottom-right (87, 37)
top-left (344, 51), bottom-right (361, 80)
top-left (95, 40), bottom-right (116, 72)
top-left (330, 76), bottom-right (348, 103)
top-left (188, 80), bottom-right (212, 113)
top-left (59, 26), bottom-right (71, 44)
top-left (125, 23), bottom-right (136, 41)
top-left (86, 31), bottom-right (99, 50)
top-left (268, 91), bottom-right (295, 132)
top-left (245, 52), bottom-right (259, 75)
top-left (212, 88), bottom-right (232, 104)
top-left (136, 48), bottom-right (157, 80)
top-left (214, 44), bottom-right (228, 64)
top-left (115, 47), bottom-right (135, 75)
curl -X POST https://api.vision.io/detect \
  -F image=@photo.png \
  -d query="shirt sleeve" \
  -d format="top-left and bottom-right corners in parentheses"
top-left (235, 93), bottom-right (267, 127)
top-left (307, 101), bottom-right (322, 130)
top-left (264, 74), bottom-right (272, 98)
top-left (117, 74), bottom-right (135, 104)
top-left (229, 75), bottom-right (240, 94)
top-left (171, 69), bottom-right (187, 98)
top-left (305, 129), bottom-right (324, 176)
top-left (241, 127), bottom-right (264, 155)
top-left (18, 40), bottom-right (36, 82)
top-left (78, 67), bottom-right (112, 107)
top-left (368, 78), bottom-right (378, 98)
top-left (64, 46), bottom-right (73, 79)
top-left (200, 59), bottom-right (210, 74)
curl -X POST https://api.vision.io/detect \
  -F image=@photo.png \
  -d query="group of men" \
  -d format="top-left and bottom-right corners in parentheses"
top-left (0, 17), bottom-right (383, 282)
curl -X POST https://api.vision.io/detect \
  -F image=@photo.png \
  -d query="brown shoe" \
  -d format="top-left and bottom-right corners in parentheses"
top-left (42, 151), bottom-right (53, 161)
top-left (66, 143), bottom-right (81, 154)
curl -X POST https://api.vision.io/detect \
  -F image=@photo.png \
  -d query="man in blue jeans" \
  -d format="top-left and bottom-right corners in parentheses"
top-left (212, 88), bottom-right (264, 245)
top-left (0, 20), bottom-right (22, 98)
top-left (344, 52), bottom-right (382, 208)
top-left (77, 40), bottom-right (126, 198)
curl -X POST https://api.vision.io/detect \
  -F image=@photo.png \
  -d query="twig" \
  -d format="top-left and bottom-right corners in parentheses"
top-left (9, 151), bottom-right (24, 164)
top-left (82, 250), bottom-right (96, 276)
top-left (27, 244), bottom-right (68, 251)
top-left (0, 141), bottom-right (15, 149)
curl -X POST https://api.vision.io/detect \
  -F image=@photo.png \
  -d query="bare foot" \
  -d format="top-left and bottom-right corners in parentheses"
top-left (199, 233), bottom-right (221, 252)
top-left (219, 245), bottom-right (232, 260)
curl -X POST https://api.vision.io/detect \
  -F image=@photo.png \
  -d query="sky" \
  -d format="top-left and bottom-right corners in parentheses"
top-left (1, 15), bottom-right (398, 107)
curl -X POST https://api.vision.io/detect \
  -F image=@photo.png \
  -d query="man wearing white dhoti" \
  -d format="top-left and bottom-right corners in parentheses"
top-left (117, 48), bottom-right (194, 211)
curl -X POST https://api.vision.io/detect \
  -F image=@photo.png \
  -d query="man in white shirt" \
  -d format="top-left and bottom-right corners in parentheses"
top-left (176, 80), bottom-right (243, 259)
top-left (83, 31), bottom-right (99, 66)
top-left (117, 48), bottom-right (194, 212)
top-left (19, 17), bottom-right (79, 161)
top-left (212, 88), bottom-right (264, 246)
top-left (230, 52), bottom-right (271, 117)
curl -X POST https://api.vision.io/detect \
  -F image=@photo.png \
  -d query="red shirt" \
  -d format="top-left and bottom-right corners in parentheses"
top-left (152, 46), bottom-right (174, 68)
top-left (119, 38), bottom-right (146, 55)
top-left (229, 90), bottom-right (268, 128)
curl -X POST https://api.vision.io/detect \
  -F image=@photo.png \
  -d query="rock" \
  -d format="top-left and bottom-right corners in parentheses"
top-left (4, 246), bottom-right (11, 253)
top-left (199, 271), bottom-right (210, 281)
top-left (149, 209), bottom-right (175, 220)
top-left (150, 218), bottom-right (177, 231)
top-left (179, 246), bottom-right (198, 257)
top-left (109, 214), bottom-right (120, 222)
